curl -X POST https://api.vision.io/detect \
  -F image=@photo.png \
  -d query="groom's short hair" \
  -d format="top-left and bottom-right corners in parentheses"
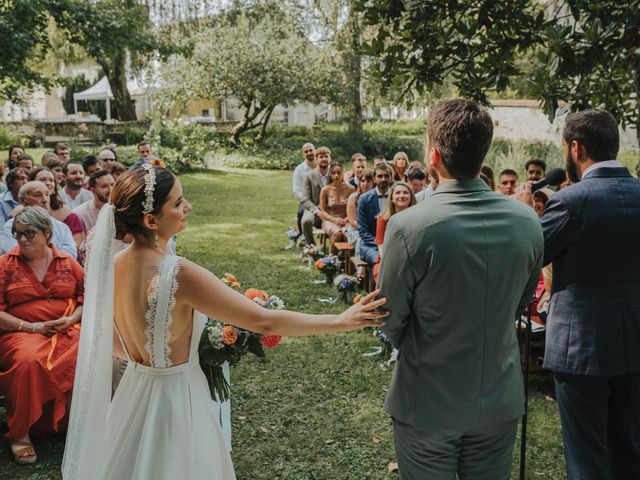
top-left (427, 99), bottom-right (493, 178)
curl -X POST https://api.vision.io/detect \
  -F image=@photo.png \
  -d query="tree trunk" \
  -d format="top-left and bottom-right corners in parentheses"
top-left (103, 50), bottom-right (137, 121)
top-left (344, 4), bottom-right (363, 138)
top-left (255, 105), bottom-right (275, 142)
top-left (231, 102), bottom-right (265, 145)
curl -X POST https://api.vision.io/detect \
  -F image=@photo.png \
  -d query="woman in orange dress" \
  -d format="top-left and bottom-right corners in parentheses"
top-left (0, 206), bottom-right (84, 464)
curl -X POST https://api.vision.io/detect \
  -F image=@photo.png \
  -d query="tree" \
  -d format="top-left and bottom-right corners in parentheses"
top-left (162, 3), bottom-right (338, 144)
top-left (57, 0), bottom-right (178, 121)
top-left (356, 0), bottom-right (544, 105)
top-left (0, 0), bottom-right (67, 101)
top-left (528, 0), bottom-right (640, 153)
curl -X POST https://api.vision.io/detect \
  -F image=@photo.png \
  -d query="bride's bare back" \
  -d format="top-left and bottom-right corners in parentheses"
top-left (113, 248), bottom-right (193, 366)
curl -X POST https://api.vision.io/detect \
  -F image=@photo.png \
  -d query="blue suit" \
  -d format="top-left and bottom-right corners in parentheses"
top-left (542, 166), bottom-right (640, 479)
top-left (356, 188), bottom-right (380, 264)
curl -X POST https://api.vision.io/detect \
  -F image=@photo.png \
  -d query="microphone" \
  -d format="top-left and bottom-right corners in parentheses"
top-left (531, 168), bottom-right (566, 193)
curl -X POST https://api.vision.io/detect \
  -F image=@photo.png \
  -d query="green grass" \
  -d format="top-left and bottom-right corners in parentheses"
top-left (1, 168), bottom-right (566, 479)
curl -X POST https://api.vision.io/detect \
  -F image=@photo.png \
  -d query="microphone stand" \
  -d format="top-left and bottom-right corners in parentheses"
top-left (518, 299), bottom-right (534, 480)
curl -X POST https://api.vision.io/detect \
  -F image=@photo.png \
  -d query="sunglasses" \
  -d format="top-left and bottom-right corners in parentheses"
top-left (12, 229), bottom-right (39, 240)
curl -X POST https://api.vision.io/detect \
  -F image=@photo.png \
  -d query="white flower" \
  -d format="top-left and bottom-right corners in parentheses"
top-left (207, 325), bottom-right (225, 349)
top-left (252, 296), bottom-right (267, 307)
top-left (268, 295), bottom-right (285, 310)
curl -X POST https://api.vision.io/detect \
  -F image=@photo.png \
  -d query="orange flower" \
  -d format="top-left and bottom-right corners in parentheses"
top-left (353, 293), bottom-right (363, 304)
top-left (315, 259), bottom-right (325, 269)
top-left (150, 159), bottom-right (167, 168)
top-left (244, 288), bottom-right (269, 302)
top-left (225, 274), bottom-right (238, 283)
top-left (231, 281), bottom-right (241, 288)
top-left (221, 326), bottom-right (238, 345)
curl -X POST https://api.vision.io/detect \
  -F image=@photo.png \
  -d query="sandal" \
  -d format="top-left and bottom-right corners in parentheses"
top-left (11, 440), bottom-right (36, 465)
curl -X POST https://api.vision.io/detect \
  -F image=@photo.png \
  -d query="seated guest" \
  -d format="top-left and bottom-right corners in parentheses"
top-left (345, 153), bottom-right (367, 188)
top-left (30, 167), bottom-right (84, 250)
top-left (301, 146), bottom-right (331, 246)
top-left (292, 143), bottom-right (316, 237)
top-left (73, 170), bottom-right (115, 234)
top-left (498, 168), bottom-right (518, 196)
top-left (97, 147), bottom-right (117, 169)
top-left (0, 206), bottom-right (84, 464)
top-left (416, 166), bottom-right (440, 202)
top-left (346, 170), bottom-right (374, 249)
top-left (16, 154), bottom-right (34, 173)
top-left (357, 163), bottom-right (392, 266)
top-left (43, 157), bottom-right (66, 188)
top-left (82, 155), bottom-right (104, 180)
top-left (406, 167), bottom-right (427, 193)
top-left (525, 158), bottom-right (546, 182)
top-left (480, 164), bottom-right (496, 191)
top-left (109, 161), bottom-right (126, 180)
top-left (7, 145), bottom-right (24, 170)
top-left (372, 155), bottom-right (386, 166)
top-left (59, 163), bottom-right (92, 208)
top-left (54, 142), bottom-right (70, 164)
top-left (0, 168), bottom-right (29, 224)
top-left (41, 151), bottom-right (58, 166)
top-left (409, 160), bottom-right (424, 170)
top-left (374, 181), bottom-right (416, 281)
top-left (1, 181), bottom-right (77, 258)
top-left (391, 152), bottom-right (409, 182)
top-left (319, 164), bottom-right (355, 252)
top-left (533, 187), bottom-right (554, 219)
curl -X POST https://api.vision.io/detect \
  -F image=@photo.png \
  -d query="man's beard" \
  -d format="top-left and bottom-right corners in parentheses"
top-left (565, 151), bottom-right (580, 183)
top-left (96, 194), bottom-right (109, 204)
top-left (67, 180), bottom-right (83, 191)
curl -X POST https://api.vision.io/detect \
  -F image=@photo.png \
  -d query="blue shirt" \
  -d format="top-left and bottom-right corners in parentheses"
top-left (0, 190), bottom-right (20, 225)
top-left (1, 216), bottom-right (77, 258)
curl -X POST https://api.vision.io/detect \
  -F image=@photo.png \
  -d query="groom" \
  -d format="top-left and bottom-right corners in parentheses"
top-left (378, 99), bottom-right (543, 479)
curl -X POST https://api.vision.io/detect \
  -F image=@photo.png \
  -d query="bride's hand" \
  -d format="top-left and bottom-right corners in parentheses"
top-left (338, 290), bottom-right (389, 330)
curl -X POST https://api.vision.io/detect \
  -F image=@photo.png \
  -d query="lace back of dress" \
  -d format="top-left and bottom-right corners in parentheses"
top-left (144, 255), bottom-right (181, 368)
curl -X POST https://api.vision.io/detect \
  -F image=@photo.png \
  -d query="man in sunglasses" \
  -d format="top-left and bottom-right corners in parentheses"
top-left (0, 181), bottom-right (76, 258)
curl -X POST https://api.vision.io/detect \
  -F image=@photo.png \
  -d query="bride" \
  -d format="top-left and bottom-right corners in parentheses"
top-left (62, 165), bottom-right (387, 480)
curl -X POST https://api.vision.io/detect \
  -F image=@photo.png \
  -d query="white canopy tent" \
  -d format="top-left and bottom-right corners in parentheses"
top-left (72, 76), bottom-right (153, 120)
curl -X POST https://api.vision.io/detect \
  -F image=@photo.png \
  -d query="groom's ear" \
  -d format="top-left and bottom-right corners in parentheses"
top-left (429, 147), bottom-right (441, 169)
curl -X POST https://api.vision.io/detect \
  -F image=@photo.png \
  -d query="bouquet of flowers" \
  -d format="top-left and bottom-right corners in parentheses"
top-left (302, 244), bottom-right (324, 266)
top-left (315, 255), bottom-right (341, 284)
top-left (374, 328), bottom-right (394, 359)
top-left (199, 284), bottom-right (284, 402)
top-left (220, 273), bottom-right (241, 289)
top-left (285, 227), bottom-right (300, 250)
top-left (334, 273), bottom-right (358, 302)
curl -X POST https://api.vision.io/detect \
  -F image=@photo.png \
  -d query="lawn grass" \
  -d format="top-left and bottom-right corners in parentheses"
top-left (1, 168), bottom-right (566, 479)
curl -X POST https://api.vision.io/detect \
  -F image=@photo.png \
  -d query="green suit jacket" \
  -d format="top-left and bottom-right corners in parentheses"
top-left (379, 179), bottom-right (543, 430)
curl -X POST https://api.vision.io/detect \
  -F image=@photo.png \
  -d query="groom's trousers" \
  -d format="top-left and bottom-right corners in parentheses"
top-left (393, 418), bottom-right (518, 480)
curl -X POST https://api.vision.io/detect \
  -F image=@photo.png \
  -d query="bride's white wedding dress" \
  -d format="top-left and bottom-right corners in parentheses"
top-left (62, 205), bottom-right (235, 480)
top-left (98, 256), bottom-right (236, 480)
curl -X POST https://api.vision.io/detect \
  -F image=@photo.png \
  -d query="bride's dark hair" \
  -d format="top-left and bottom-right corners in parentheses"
top-left (111, 166), bottom-right (176, 240)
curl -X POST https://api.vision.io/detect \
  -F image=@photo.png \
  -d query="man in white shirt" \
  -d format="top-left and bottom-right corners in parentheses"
top-left (292, 143), bottom-right (316, 235)
top-left (59, 163), bottom-right (93, 208)
top-left (73, 170), bottom-right (115, 234)
top-left (301, 146), bottom-right (331, 245)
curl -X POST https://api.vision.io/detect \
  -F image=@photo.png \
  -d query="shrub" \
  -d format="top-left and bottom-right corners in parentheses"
top-left (0, 127), bottom-right (24, 149)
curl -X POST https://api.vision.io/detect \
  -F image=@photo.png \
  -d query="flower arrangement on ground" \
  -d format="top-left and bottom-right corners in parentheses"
top-left (285, 227), bottom-right (300, 250)
top-left (374, 328), bottom-right (394, 360)
top-left (199, 281), bottom-right (284, 402)
top-left (333, 273), bottom-right (358, 302)
top-left (302, 244), bottom-right (324, 262)
top-left (315, 255), bottom-right (341, 284)
top-left (220, 273), bottom-right (241, 289)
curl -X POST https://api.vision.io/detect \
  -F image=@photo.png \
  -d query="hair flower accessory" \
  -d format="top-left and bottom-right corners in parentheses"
top-left (142, 164), bottom-right (156, 214)
top-left (150, 159), bottom-right (167, 168)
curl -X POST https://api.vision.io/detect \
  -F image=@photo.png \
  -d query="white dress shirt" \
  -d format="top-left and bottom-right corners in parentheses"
top-left (292, 161), bottom-right (315, 202)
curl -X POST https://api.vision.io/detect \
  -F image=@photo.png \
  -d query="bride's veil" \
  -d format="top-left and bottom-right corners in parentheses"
top-left (62, 204), bottom-right (116, 479)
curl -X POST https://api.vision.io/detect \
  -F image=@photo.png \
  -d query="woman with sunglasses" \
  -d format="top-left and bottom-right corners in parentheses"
top-left (0, 206), bottom-right (84, 464)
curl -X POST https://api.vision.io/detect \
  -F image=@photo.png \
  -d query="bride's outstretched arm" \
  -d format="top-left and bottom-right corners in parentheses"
top-left (176, 259), bottom-right (388, 336)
